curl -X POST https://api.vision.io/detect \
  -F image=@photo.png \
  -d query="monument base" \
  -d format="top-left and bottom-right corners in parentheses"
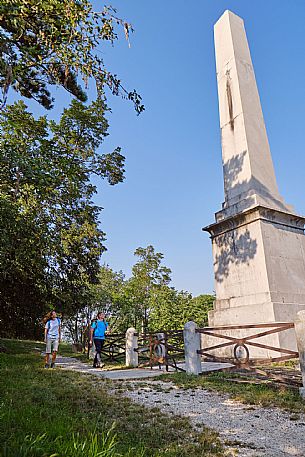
top-left (202, 302), bottom-right (305, 359)
top-left (203, 205), bottom-right (305, 358)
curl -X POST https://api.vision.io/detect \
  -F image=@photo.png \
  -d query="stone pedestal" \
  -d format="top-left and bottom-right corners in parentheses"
top-left (204, 206), bottom-right (305, 357)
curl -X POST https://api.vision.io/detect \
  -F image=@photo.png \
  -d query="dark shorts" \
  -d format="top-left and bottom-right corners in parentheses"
top-left (94, 338), bottom-right (105, 353)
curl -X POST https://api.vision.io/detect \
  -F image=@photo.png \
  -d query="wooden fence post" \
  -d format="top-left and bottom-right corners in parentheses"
top-left (183, 321), bottom-right (202, 375)
top-left (126, 327), bottom-right (138, 367)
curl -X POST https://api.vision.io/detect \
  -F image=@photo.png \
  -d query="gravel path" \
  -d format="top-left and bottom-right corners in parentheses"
top-left (56, 357), bottom-right (305, 456)
top-left (119, 379), bottom-right (305, 457)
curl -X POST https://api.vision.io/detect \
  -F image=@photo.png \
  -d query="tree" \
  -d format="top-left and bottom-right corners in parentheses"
top-left (148, 291), bottom-right (214, 331)
top-left (0, 97), bottom-right (124, 337)
top-left (126, 245), bottom-right (172, 332)
top-left (0, 1), bottom-right (144, 339)
top-left (0, 0), bottom-right (144, 113)
top-left (88, 265), bottom-right (131, 333)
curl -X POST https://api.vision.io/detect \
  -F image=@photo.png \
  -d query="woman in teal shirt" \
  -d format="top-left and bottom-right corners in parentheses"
top-left (90, 312), bottom-right (110, 368)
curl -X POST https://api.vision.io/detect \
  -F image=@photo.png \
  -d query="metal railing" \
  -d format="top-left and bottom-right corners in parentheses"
top-left (135, 330), bottom-right (185, 372)
top-left (196, 322), bottom-right (298, 368)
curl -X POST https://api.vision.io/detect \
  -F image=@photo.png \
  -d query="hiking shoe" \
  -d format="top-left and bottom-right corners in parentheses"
top-left (44, 364), bottom-right (50, 369)
top-left (51, 362), bottom-right (55, 368)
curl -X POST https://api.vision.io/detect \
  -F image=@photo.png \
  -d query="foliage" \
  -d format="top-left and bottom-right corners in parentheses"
top-left (189, 294), bottom-right (215, 326)
top-left (148, 289), bottom-right (214, 331)
top-left (123, 245), bottom-right (172, 332)
top-left (0, 1), bottom-right (145, 339)
top-left (65, 265), bottom-right (127, 342)
top-left (0, 338), bottom-right (224, 456)
top-left (0, 0), bottom-right (144, 113)
top-left (83, 247), bottom-right (214, 334)
top-left (0, 98), bottom-right (124, 338)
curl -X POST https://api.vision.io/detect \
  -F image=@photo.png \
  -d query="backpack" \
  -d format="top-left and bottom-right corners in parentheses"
top-left (47, 317), bottom-right (61, 329)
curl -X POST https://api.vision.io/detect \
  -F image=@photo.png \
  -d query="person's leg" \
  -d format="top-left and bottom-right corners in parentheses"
top-left (94, 339), bottom-right (102, 367)
top-left (51, 339), bottom-right (59, 368)
top-left (45, 339), bottom-right (51, 368)
top-left (99, 339), bottom-right (105, 367)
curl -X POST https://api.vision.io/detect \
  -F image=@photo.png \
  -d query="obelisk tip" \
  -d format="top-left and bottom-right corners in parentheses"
top-left (215, 10), bottom-right (244, 27)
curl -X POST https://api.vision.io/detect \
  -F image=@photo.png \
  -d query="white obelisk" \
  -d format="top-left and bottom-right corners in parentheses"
top-left (203, 11), bottom-right (305, 354)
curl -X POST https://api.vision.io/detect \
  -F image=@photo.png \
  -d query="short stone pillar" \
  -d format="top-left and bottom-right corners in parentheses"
top-left (89, 341), bottom-right (95, 360)
top-left (156, 332), bottom-right (166, 360)
top-left (294, 311), bottom-right (305, 398)
top-left (183, 321), bottom-right (202, 375)
top-left (126, 327), bottom-right (138, 367)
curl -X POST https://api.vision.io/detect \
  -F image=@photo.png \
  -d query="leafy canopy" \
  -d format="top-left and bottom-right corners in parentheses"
top-left (0, 0), bottom-right (144, 112)
top-left (0, 98), bottom-right (125, 337)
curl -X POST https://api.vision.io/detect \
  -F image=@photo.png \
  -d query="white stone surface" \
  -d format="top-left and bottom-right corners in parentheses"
top-left (203, 11), bottom-right (305, 356)
top-left (214, 10), bottom-right (292, 216)
top-left (294, 311), bottom-right (305, 391)
top-left (183, 321), bottom-right (202, 374)
top-left (125, 327), bottom-right (138, 367)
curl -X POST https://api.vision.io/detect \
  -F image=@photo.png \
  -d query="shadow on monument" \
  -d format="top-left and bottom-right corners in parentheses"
top-left (222, 151), bottom-right (290, 213)
top-left (214, 229), bottom-right (257, 283)
top-left (207, 148), bottom-right (294, 283)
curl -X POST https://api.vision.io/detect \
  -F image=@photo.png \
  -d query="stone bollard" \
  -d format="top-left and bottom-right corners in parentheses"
top-left (126, 327), bottom-right (138, 367)
top-left (89, 341), bottom-right (95, 360)
top-left (294, 311), bottom-right (305, 398)
top-left (183, 321), bottom-right (202, 375)
top-left (156, 332), bottom-right (166, 360)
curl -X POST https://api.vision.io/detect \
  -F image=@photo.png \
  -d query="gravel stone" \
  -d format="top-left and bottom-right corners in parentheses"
top-left (120, 380), bottom-right (305, 457)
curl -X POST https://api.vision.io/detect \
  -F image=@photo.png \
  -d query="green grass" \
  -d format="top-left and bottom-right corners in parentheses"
top-left (161, 371), bottom-right (305, 413)
top-left (0, 339), bottom-right (225, 457)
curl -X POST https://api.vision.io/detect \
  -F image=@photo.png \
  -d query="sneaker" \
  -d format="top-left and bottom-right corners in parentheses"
top-left (100, 363), bottom-right (105, 369)
top-left (50, 362), bottom-right (55, 368)
top-left (44, 364), bottom-right (50, 369)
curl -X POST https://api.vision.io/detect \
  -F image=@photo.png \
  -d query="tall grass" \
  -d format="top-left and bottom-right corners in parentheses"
top-left (4, 426), bottom-right (118, 457)
top-left (0, 338), bottom-right (224, 457)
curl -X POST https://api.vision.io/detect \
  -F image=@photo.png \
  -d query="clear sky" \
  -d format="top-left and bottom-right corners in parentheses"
top-left (11, 1), bottom-right (305, 296)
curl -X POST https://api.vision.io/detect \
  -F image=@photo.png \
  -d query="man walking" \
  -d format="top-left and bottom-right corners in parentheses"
top-left (90, 312), bottom-right (109, 368)
top-left (44, 310), bottom-right (61, 368)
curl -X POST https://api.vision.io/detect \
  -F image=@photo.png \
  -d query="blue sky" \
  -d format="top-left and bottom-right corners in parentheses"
top-left (11, 1), bottom-right (305, 296)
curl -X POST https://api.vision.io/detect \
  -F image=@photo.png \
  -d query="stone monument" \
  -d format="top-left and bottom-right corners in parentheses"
top-left (203, 10), bottom-right (305, 354)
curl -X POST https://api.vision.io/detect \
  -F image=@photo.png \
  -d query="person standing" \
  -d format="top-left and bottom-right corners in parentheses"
top-left (90, 312), bottom-right (109, 368)
top-left (44, 310), bottom-right (61, 368)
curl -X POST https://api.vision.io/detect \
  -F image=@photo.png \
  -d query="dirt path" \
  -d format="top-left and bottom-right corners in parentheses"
top-left (57, 356), bottom-right (305, 456)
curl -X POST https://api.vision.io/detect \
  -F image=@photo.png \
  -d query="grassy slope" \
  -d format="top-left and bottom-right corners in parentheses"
top-left (0, 339), bottom-right (224, 457)
top-left (162, 371), bottom-right (305, 413)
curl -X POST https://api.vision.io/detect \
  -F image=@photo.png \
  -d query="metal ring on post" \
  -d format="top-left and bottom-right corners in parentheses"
top-left (233, 343), bottom-right (250, 364)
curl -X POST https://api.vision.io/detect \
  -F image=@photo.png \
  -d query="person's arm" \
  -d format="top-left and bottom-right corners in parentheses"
top-left (89, 326), bottom-right (94, 345)
top-left (58, 324), bottom-right (61, 343)
top-left (105, 322), bottom-right (111, 335)
top-left (44, 325), bottom-right (48, 342)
